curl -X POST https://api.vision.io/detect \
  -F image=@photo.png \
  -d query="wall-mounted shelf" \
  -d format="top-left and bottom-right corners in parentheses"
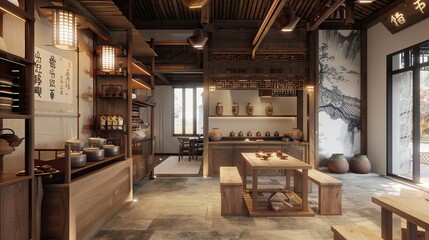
top-left (209, 115), bottom-right (297, 118)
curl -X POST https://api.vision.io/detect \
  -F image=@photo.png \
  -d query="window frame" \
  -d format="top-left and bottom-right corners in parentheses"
top-left (172, 86), bottom-right (203, 136)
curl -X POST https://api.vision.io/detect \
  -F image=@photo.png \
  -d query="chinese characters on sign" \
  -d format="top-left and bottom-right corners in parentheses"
top-left (384, 0), bottom-right (429, 33)
top-left (34, 47), bottom-right (73, 103)
top-left (414, 0), bottom-right (426, 14)
top-left (391, 12), bottom-right (406, 27)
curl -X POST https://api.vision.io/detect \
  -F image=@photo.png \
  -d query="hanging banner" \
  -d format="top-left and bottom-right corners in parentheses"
top-left (34, 47), bottom-right (73, 103)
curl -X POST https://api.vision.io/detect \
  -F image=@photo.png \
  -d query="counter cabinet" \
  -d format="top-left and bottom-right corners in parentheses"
top-left (34, 146), bottom-right (132, 240)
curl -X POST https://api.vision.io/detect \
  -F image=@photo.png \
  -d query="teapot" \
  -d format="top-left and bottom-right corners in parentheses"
top-left (0, 128), bottom-right (25, 150)
top-left (0, 139), bottom-right (14, 156)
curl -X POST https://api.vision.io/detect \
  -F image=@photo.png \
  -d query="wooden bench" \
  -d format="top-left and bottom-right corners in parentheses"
top-left (331, 225), bottom-right (382, 240)
top-left (294, 168), bottom-right (342, 215)
top-left (400, 188), bottom-right (428, 240)
top-left (220, 166), bottom-right (243, 216)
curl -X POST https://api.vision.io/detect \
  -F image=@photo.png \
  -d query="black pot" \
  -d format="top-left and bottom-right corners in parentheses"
top-left (83, 147), bottom-right (105, 161)
top-left (102, 144), bottom-right (119, 157)
top-left (59, 152), bottom-right (87, 168)
top-left (88, 137), bottom-right (107, 148)
top-left (65, 139), bottom-right (88, 151)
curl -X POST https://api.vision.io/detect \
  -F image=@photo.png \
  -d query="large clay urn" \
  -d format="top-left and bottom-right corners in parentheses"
top-left (289, 128), bottom-right (303, 141)
top-left (327, 153), bottom-right (349, 173)
top-left (209, 128), bottom-right (222, 141)
top-left (350, 154), bottom-right (371, 174)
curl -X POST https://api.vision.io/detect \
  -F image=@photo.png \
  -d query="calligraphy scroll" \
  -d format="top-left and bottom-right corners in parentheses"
top-left (34, 47), bottom-right (73, 103)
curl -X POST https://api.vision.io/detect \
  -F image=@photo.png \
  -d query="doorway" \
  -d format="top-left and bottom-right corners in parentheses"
top-left (387, 41), bottom-right (429, 186)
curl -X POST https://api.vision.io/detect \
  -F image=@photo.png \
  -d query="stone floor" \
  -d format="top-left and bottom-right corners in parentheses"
top-left (91, 172), bottom-right (415, 240)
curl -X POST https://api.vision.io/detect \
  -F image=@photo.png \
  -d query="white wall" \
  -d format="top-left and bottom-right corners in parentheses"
top-left (33, 12), bottom-right (94, 152)
top-left (368, 18), bottom-right (429, 174)
top-left (153, 86), bottom-right (176, 153)
top-left (208, 90), bottom-right (298, 137)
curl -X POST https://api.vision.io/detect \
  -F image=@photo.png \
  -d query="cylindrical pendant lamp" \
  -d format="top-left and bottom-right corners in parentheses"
top-left (101, 45), bottom-right (116, 73)
top-left (53, 7), bottom-right (77, 50)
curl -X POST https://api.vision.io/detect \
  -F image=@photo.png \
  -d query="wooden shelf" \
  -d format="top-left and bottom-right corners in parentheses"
top-left (96, 96), bottom-right (127, 100)
top-left (0, 173), bottom-right (32, 188)
top-left (132, 100), bottom-right (155, 107)
top-left (0, 1), bottom-right (34, 21)
top-left (0, 49), bottom-right (34, 66)
top-left (209, 115), bottom-right (297, 118)
top-left (131, 61), bottom-right (152, 76)
top-left (71, 154), bottom-right (126, 175)
top-left (0, 113), bottom-right (32, 119)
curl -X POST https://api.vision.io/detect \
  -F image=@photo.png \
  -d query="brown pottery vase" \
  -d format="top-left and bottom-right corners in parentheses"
top-left (350, 154), bottom-right (371, 174)
top-left (216, 102), bottom-right (223, 116)
top-left (327, 153), bottom-right (349, 173)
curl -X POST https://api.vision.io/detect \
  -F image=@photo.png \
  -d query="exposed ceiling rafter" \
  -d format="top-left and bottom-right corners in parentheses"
top-left (308, 0), bottom-right (345, 31)
top-left (251, 0), bottom-right (286, 60)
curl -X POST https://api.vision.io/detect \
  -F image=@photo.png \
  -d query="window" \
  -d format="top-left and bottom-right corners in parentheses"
top-left (173, 87), bottom-right (203, 135)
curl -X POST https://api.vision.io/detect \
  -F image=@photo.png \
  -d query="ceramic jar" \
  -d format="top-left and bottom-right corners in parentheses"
top-left (327, 153), bottom-right (349, 173)
top-left (238, 131), bottom-right (243, 137)
top-left (350, 154), bottom-right (371, 174)
top-left (265, 131), bottom-right (270, 137)
top-left (209, 128), bottom-right (222, 141)
top-left (216, 102), bottom-right (223, 116)
top-left (256, 131), bottom-right (261, 137)
top-left (247, 131), bottom-right (252, 137)
top-left (289, 128), bottom-right (303, 141)
top-left (232, 102), bottom-right (239, 116)
top-left (246, 102), bottom-right (254, 115)
top-left (229, 131), bottom-right (235, 137)
top-left (265, 102), bottom-right (273, 116)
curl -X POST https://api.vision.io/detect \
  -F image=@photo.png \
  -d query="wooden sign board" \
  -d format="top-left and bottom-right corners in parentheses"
top-left (382, 0), bottom-right (429, 34)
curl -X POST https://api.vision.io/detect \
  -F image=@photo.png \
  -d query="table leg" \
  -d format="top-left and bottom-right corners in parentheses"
top-left (406, 221), bottom-right (417, 240)
top-left (301, 169), bottom-right (308, 211)
top-left (252, 169), bottom-right (258, 211)
top-left (381, 208), bottom-right (393, 240)
top-left (285, 170), bottom-right (291, 190)
top-left (242, 162), bottom-right (247, 191)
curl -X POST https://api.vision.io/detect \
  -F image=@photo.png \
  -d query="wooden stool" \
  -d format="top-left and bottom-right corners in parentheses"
top-left (220, 166), bottom-right (243, 216)
top-left (294, 169), bottom-right (342, 215)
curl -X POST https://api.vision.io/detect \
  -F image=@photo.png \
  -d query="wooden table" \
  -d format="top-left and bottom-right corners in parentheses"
top-left (371, 195), bottom-right (429, 240)
top-left (240, 152), bottom-right (314, 217)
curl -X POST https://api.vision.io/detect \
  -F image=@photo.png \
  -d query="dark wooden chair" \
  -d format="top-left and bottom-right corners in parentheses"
top-left (192, 135), bottom-right (204, 160)
top-left (177, 137), bottom-right (192, 161)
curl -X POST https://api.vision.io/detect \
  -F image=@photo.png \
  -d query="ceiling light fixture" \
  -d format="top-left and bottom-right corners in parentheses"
top-left (187, 29), bottom-right (208, 49)
top-left (181, 0), bottom-right (209, 9)
top-left (276, 7), bottom-right (301, 32)
top-left (52, 6), bottom-right (78, 50)
top-left (356, 0), bottom-right (374, 3)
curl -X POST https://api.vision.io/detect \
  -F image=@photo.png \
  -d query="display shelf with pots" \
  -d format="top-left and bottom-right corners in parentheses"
top-left (34, 145), bottom-right (132, 240)
top-left (0, 1), bottom-right (35, 239)
top-left (130, 37), bottom-right (157, 183)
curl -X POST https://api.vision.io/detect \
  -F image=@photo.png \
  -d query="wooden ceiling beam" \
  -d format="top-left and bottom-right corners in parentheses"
top-left (363, 0), bottom-right (404, 29)
top-left (251, 0), bottom-right (286, 60)
top-left (154, 72), bottom-right (171, 85)
top-left (308, 0), bottom-right (345, 31)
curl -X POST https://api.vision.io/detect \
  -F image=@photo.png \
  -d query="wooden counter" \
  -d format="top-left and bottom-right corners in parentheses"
top-left (208, 140), bottom-right (309, 176)
top-left (40, 158), bottom-right (133, 240)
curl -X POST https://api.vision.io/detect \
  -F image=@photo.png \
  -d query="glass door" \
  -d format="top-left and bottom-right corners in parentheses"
top-left (388, 42), bottom-right (429, 184)
top-left (390, 71), bottom-right (414, 180)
